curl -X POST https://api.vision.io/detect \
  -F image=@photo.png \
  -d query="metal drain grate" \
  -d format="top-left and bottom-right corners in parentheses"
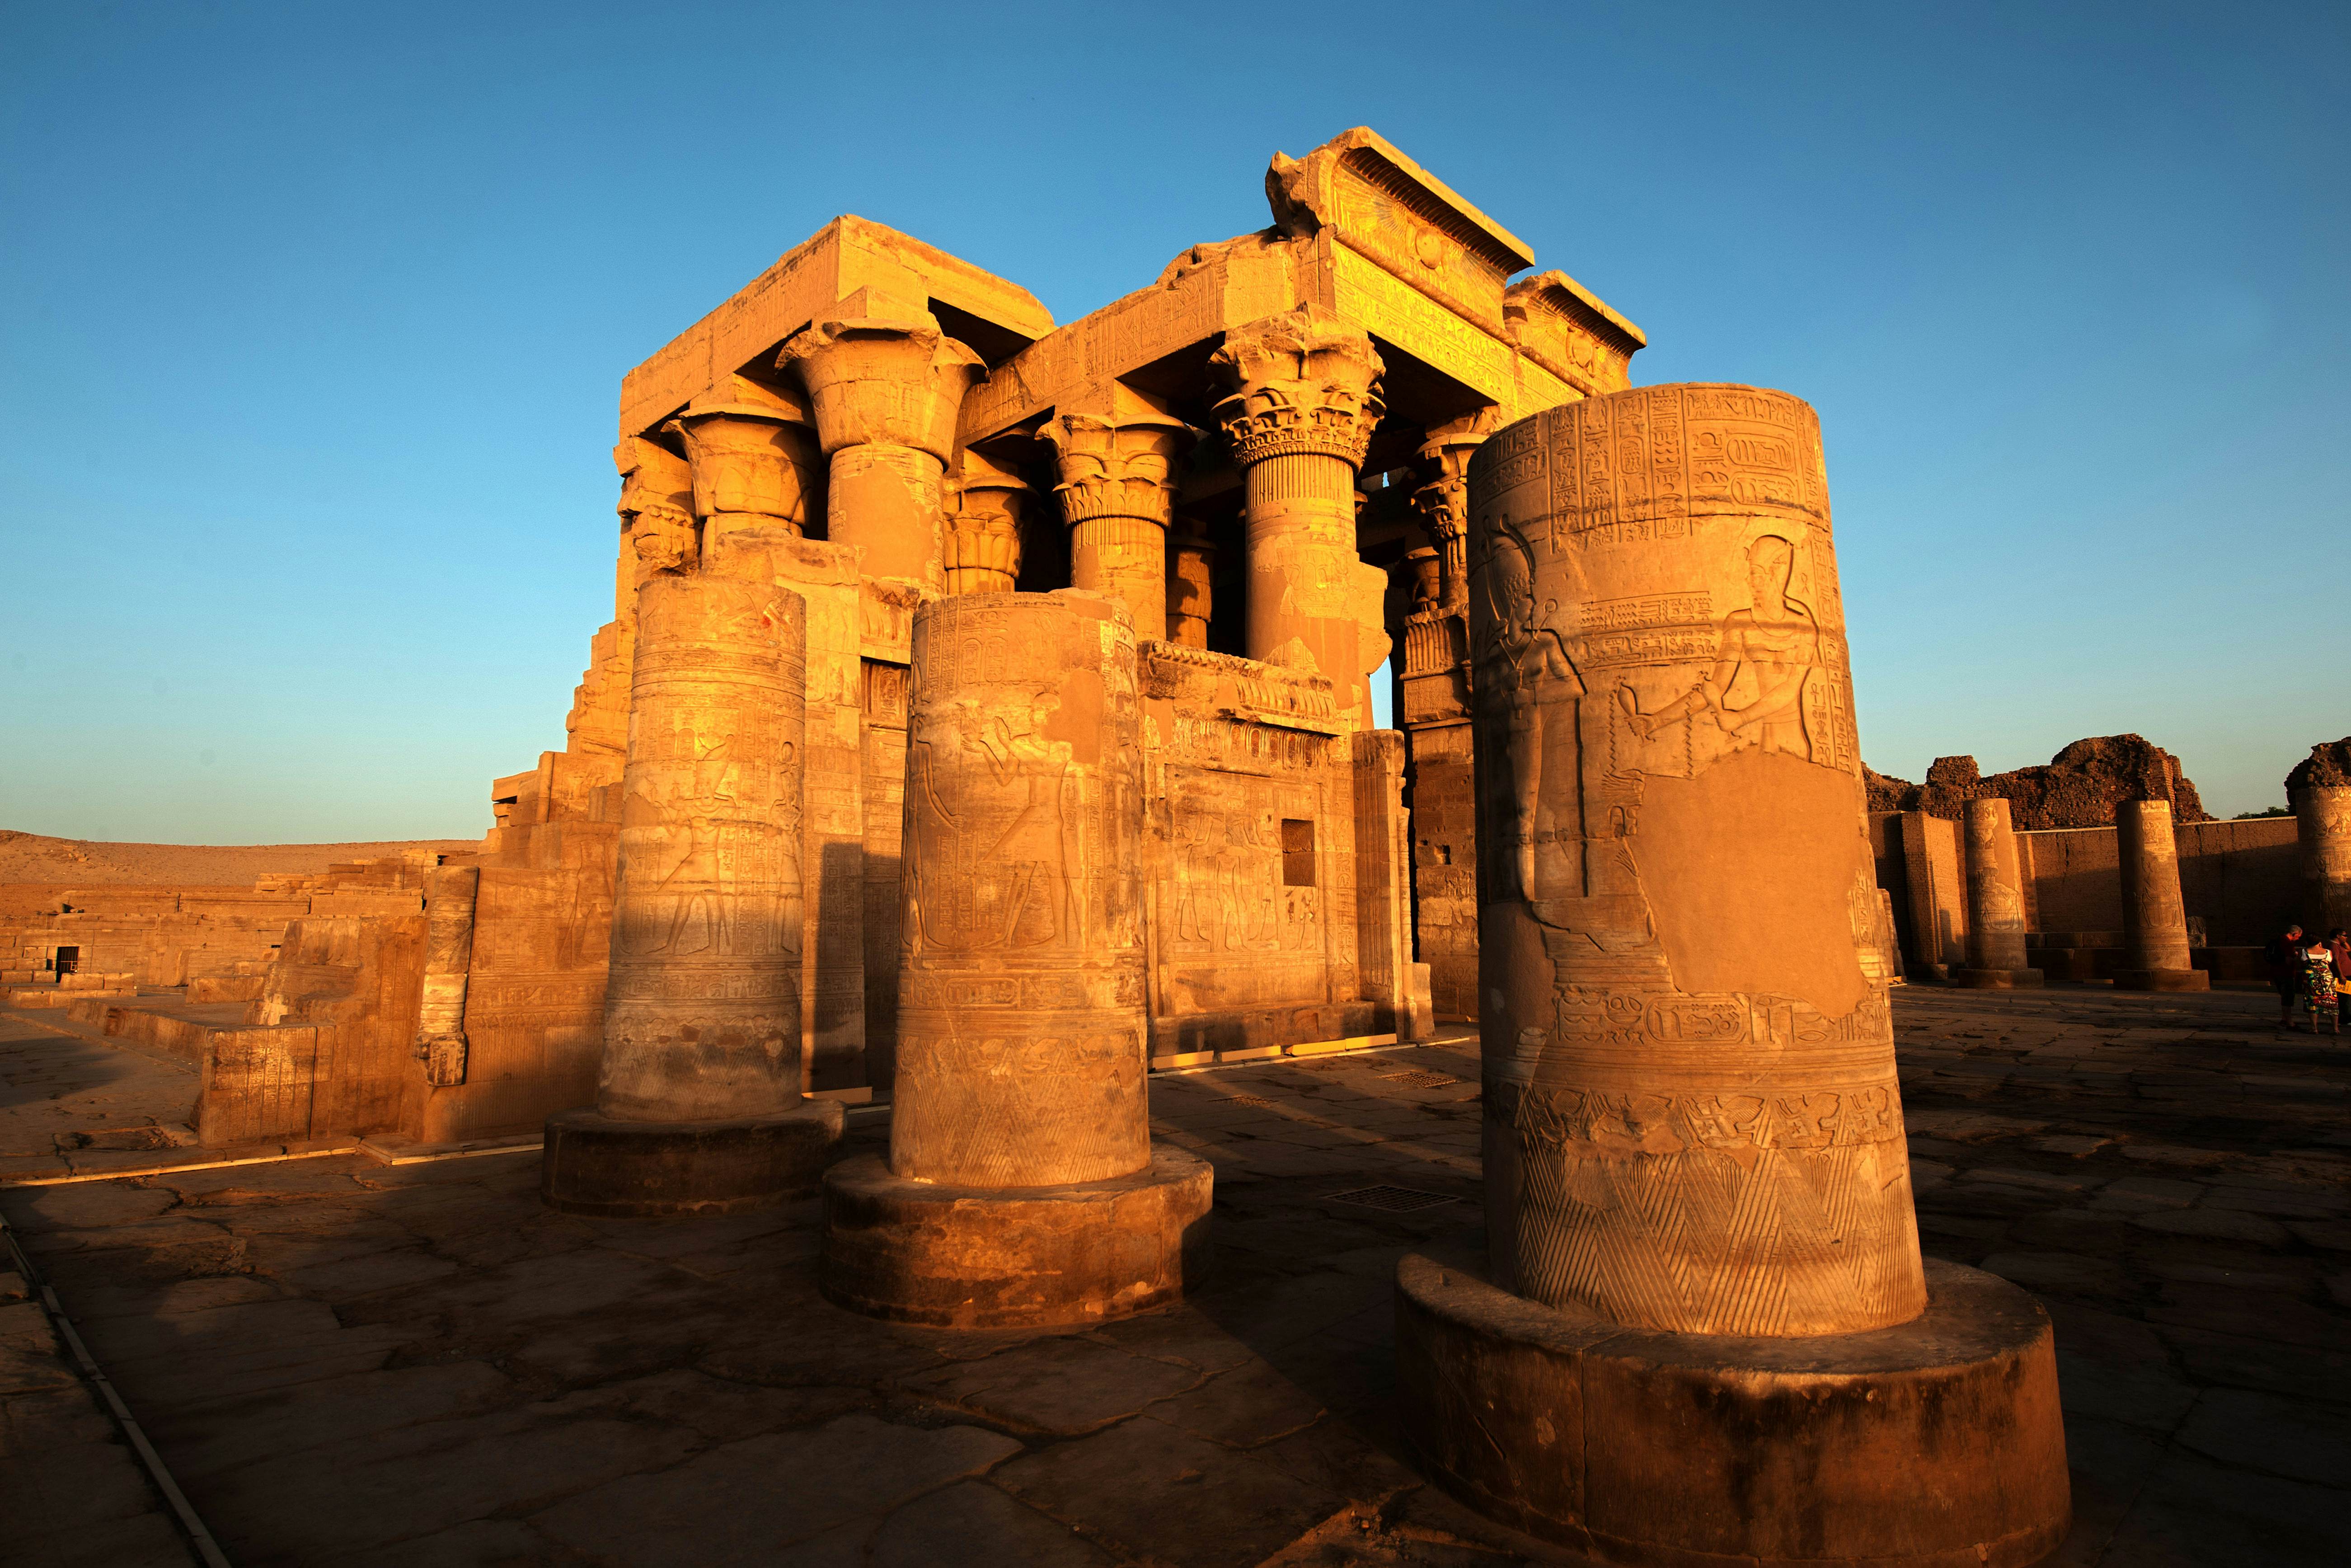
top-left (1223, 1094), bottom-right (1277, 1108)
top-left (1380, 1070), bottom-right (1460, 1089)
top-left (1327, 1184), bottom-right (1459, 1213)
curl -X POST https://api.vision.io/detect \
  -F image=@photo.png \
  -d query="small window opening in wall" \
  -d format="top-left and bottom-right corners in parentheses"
top-left (1281, 820), bottom-right (1316, 887)
top-left (54, 946), bottom-right (80, 975)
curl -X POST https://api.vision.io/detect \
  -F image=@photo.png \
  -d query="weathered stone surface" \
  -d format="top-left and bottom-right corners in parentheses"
top-left (1870, 735), bottom-right (2212, 828)
top-left (1962, 797), bottom-right (2044, 989)
top-left (2289, 743), bottom-right (2351, 934)
top-left (1466, 385), bottom-right (1918, 1337)
top-left (598, 574), bottom-right (807, 1123)
top-left (890, 591), bottom-right (1148, 1187)
top-left (1420, 384), bottom-right (2069, 1565)
top-left (1397, 1252), bottom-right (2069, 1566)
top-left (6, 987), bottom-right (2351, 1565)
top-left (2116, 798), bottom-right (2208, 992)
top-left (541, 1101), bottom-right (844, 1217)
top-left (824, 591), bottom-right (1211, 1327)
top-left (821, 1148), bottom-right (1211, 1330)
top-left (1211, 306), bottom-right (1390, 733)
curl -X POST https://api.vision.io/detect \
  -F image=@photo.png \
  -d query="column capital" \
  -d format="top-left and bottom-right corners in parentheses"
top-left (778, 314), bottom-right (985, 464)
top-left (615, 436), bottom-right (697, 576)
top-left (1041, 409), bottom-right (1194, 527)
top-left (664, 376), bottom-right (820, 536)
top-left (1209, 306), bottom-right (1385, 469)
top-left (943, 448), bottom-right (1029, 595)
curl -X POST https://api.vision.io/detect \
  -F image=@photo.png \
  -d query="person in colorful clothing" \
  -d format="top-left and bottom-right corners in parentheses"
top-left (2330, 929), bottom-right (2351, 1029)
top-left (2300, 936), bottom-right (2340, 1036)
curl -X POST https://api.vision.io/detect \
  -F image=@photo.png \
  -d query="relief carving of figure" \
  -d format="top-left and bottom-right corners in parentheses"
top-left (627, 732), bottom-right (795, 959)
top-left (1473, 523), bottom-right (1581, 900)
top-left (1619, 533), bottom-right (1821, 764)
top-left (907, 694), bottom-right (1078, 954)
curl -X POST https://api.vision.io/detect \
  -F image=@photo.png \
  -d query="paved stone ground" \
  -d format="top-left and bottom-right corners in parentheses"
top-left (0, 1003), bottom-right (203, 1183)
top-left (0, 989), bottom-right (2343, 1566)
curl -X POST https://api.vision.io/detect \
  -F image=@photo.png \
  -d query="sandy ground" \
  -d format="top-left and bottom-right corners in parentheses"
top-left (0, 830), bottom-right (480, 888)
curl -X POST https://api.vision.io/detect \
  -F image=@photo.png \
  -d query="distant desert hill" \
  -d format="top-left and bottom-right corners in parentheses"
top-left (0, 829), bottom-right (481, 887)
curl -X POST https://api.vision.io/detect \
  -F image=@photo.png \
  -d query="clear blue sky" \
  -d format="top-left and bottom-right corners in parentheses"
top-left (3, 1), bottom-right (2343, 841)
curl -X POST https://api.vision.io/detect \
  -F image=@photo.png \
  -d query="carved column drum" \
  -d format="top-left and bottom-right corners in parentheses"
top-left (1398, 385), bottom-right (2069, 1568)
top-left (2117, 798), bottom-right (2207, 990)
top-left (1960, 797), bottom-right (2042, 987)
top-left (598, 574), bottom-right (807, 1122)
top-left (1464, 383), bottom-right (1924, 1338)
top-left (890, 589), bottom-right (1150, 1185)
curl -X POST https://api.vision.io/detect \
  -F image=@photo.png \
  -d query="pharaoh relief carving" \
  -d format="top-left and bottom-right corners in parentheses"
top-left (906, 692), bottom-right (1079, 954)
top-left (1466, 384), bottom-right (1923, 1340)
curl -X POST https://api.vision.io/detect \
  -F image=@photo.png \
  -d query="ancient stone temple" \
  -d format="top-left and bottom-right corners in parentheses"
top-left (361, 126), bottom-right (1650, 1145)
top-left (1393, 387), bottom-right (2070, 1565)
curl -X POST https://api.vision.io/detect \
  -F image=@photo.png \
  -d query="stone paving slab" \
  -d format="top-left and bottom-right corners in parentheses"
top-left (0, 991), bottom-right (2343, 1564)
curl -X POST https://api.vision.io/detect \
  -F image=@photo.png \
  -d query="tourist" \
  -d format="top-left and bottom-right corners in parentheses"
top-left (2331, 928), bottom-right (2351, 1028)
top-left (2267, 923), bottom-right (2306, 1027)
top-left (2300, 935), bottom-right (2340, 1036)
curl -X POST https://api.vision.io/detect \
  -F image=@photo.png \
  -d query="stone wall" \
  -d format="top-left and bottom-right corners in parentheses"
top-left (1874, 809), bottom-right (2299, 972)
top-left (2021, 817), bottom-right (2299, 947)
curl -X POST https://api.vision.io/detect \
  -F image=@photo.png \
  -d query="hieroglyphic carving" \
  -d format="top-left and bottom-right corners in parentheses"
top-left (1466, 383), bottom-right (1923, 1339)
top-left (892, 591), bottom-right (1149, 1188)
top-left (597, 574), bottom-right (807, 1123)
top-left (413, 865), bottom-right (478, 1088)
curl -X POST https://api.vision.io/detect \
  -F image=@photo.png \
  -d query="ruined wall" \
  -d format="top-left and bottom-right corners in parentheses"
top-left (1140, 644), bottom-right (1396, 1061)
top-left (2019, 817), bottom-right (2299, 948)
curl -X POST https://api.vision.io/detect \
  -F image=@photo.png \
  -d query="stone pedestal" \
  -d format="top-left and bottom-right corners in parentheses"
top-left (780, 314), bottom-right (985, 592)
top-left (1397, 1253), bottom-right (2069, 1568)
top-left (544, 572), bottom-right (841, 1216)
top-left (2116, 798), bottom-right (2209, 992)
top-left (1211, 307), bottom-right (1389, 732)
top-left (1959, 798), bottom-right (2042, 988)
top-left (1045, 407), bottom-right (1192, 641)
top-left (1395, 385), bottom-right (2068, 1566)
top-left (820, 590), bottom-right (1211, 1327)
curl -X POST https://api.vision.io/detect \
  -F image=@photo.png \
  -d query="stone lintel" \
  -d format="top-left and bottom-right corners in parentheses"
top-left (620, 215), bottom-right (1051, 444)
top-left (1140, 643), bottom-right (1344, 736)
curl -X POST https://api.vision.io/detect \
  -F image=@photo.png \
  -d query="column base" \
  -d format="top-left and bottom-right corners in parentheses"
top-left (821, 1147), bottom-right (1213, 1329)
top-left (2114, 967), bottom-right (2211, 992)
top-left (541, 1101), bottom-right (845, 1217)
top-left (1395, 1253), bottom-right (2070, 1568)
top-left (1957, 967), bottom-right (2044, 989)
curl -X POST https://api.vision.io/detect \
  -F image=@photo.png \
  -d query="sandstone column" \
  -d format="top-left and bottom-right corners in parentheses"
top-left (942, 449), bottom-right (1029, 596)
top-left (2289, 739), bottom-right (2351, 934)
top-left (1042, 405), bottom-right (1192, 640)
top-left (1394, 385), bottom-right (2068, 1568)
top-left (1167, 526), bottom-right (1216, 648)
top-left (543, 573), bottom-right (843, 1215)
top-left (1211, 307), bottom-right (1389, 729)
top-left (666, 377), bottom-right (821, 558)
top-left (2116, 798), bottom-right (2209, 991)
top-left (1411, 410), bottom-right (1495, 615)
top-left (412, 865), bottom-right (478, 1089)
top-left (822, 590), bottom-right (1212, 1328)
top-left (780, 313), bottom-right (985, 593)
top-left (1958, 798), bottom-right (2043, 988)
